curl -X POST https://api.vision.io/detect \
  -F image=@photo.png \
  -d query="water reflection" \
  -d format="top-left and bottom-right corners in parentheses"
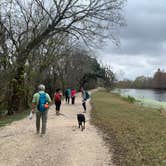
top-left (114, 89), bottom-right (166, 102)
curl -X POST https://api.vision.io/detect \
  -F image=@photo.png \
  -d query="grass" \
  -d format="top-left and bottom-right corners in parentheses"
top-left (91, 90), bottom-right (166, 166)
top-left (0, 111), bottom-right (29, 127)
top-left (137, 98), bottom-right (166, 111)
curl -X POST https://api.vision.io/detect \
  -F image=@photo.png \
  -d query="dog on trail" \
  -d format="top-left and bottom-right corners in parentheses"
top-left (77, 114), bottom-right (85, 131)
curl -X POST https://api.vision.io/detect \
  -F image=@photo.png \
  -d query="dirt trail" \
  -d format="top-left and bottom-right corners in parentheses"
top-left (0, 93), bottom-right (113, 166)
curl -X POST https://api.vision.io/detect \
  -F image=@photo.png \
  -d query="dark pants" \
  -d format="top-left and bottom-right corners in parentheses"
top-left (71, 96), bottom-right (75, 104)
top-left (36, 110), bottom-right (48, 134)
top-left (65, 95), bottom-right (70, 104)
top-left (55, 101), bottom-right (61, 111)
top-left (82, 101), bottom-right (86, 112)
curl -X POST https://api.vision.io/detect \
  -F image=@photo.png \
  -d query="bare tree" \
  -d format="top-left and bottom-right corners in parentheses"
top-left (0, 0), bottom-right (125, 113)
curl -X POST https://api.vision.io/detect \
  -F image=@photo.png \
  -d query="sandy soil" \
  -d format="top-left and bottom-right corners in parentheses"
top-left (0, 93), bottom-right (113, 166)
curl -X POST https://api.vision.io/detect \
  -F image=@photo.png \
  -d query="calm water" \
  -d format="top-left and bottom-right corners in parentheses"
top-left (114, 89), bottom-right (166, 102)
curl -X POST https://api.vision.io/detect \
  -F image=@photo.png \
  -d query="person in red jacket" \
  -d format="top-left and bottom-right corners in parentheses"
top-left (54, 89), bottom-right (62, 115)
top-left (71, 88), bottom-right (76, 104)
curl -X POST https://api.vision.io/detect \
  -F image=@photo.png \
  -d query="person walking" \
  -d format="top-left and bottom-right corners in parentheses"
top-left (54, 88), bottom-right (62, 115)
top-left (31, 84), bottom-right (51, 136)
top-left (65, 89), bottom-right (69, 103)
top-left (81, 87), bottom-right (87, 113)
top-left (65, 88), bottom-right (71, 104)
top-left (71, 88), bottom-right (76, 104)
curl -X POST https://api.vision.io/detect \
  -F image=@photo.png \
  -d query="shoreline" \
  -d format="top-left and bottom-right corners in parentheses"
top-left (112, 89), bottom-right (166, 111)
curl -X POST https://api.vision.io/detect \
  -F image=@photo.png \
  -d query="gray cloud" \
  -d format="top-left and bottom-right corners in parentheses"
top-left (105, 38), bottom-right (165, 56)
top-left (98, 0), bottom-right (166, 79)
top-left (99, 53), bottom-right (166, 80)
top-left (105, 0), bottom-right (166, 56)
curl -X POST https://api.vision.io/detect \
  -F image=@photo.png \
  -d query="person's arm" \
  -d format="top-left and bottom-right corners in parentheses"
top-left (81, 91), bottom-right (83, 98)
top-left (60, 92), bottom-right (63, 97)
top-left (31, 103), bottom-right (36, 113)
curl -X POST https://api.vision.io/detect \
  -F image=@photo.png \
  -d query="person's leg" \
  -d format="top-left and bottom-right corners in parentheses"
top-left (73, 96), bottom-right (75, 104)
top-left (55, 101), bottom-right (61, 115)
top-left (71, 97), bottom-right (74, 104)
top-left (55, 103), bottom-right (59, 115)
top-left (36, 112), bottom-right (41, 133)
top-left (41, 110), bottom-right (48, 134)
top-left (82, 101), bottom-right (86, 112)
top-left (67, 96), bottom-right (69, 104)
top-left (57, 102), bottom-right (60, 115)
top-left (58, 101), bottom-right (61, 113)
top-left (65, 95), bottom-right (67, 102)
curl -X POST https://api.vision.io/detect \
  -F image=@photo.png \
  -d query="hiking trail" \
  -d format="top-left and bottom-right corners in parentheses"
top-left (0, 93), bottom-right (113, 166)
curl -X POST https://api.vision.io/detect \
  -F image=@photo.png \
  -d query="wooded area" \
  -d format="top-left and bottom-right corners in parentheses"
top-left (0, 0), bottom-right (125, 115)
top-left (116, 68), bottom-right (166, 89)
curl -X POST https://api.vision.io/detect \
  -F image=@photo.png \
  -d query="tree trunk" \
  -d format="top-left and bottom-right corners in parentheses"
top-left (7, 61), bottom-right (26, 114)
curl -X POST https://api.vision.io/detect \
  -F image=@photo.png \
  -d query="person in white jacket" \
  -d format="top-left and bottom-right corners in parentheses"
top-left (80, 87), bottom-right (87, 113)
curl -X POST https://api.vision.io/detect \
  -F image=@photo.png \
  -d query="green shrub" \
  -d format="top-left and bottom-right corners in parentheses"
top-left (122, 95), bottom-right (136, 103)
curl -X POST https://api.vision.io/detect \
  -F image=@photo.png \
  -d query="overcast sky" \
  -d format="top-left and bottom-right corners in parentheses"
top-left (97, 0), bottom-right (166, 80)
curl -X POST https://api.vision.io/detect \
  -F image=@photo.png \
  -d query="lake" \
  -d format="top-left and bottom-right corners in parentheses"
top-left (114, 89), bottom-right (166, 102)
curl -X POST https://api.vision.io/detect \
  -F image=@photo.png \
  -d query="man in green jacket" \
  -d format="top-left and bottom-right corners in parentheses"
top-left (32, 84), bottom-right (51, 136)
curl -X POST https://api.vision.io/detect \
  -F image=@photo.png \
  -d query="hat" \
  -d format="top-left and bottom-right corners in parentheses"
top-left (38, 84), bottom-right (45, 91)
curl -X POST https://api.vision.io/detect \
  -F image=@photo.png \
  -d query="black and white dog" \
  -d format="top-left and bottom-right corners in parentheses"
top-left (77, 114), bottom-right (85, 131)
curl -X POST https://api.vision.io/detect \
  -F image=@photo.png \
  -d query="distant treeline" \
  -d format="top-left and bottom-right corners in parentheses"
top-left (116, 69), bottom-right (166, 89)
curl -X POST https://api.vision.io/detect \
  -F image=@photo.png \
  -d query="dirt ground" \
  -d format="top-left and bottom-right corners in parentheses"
top-left (0, 93), bottom-right (113, 166)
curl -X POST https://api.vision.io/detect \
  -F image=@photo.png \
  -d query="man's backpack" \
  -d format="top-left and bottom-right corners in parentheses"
top-left (37, 93), bottom-right (47, 112)
top-left (85, 91), bottom-right (90, 100)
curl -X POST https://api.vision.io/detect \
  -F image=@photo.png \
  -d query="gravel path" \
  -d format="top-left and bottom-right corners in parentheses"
top-left (0, 93), bottom-right (113, 166)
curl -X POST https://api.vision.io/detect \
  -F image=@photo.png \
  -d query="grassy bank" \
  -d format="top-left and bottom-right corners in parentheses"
top-left (91, 90), bottom-right (166, 166)
top-left (137, 98), bottom-right (166, 111)
top-left (0, 111), bottom-right (29, 127)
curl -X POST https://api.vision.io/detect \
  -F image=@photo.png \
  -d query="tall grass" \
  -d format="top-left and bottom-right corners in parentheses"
top-left (91, 90), bottom-right (166, 166)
